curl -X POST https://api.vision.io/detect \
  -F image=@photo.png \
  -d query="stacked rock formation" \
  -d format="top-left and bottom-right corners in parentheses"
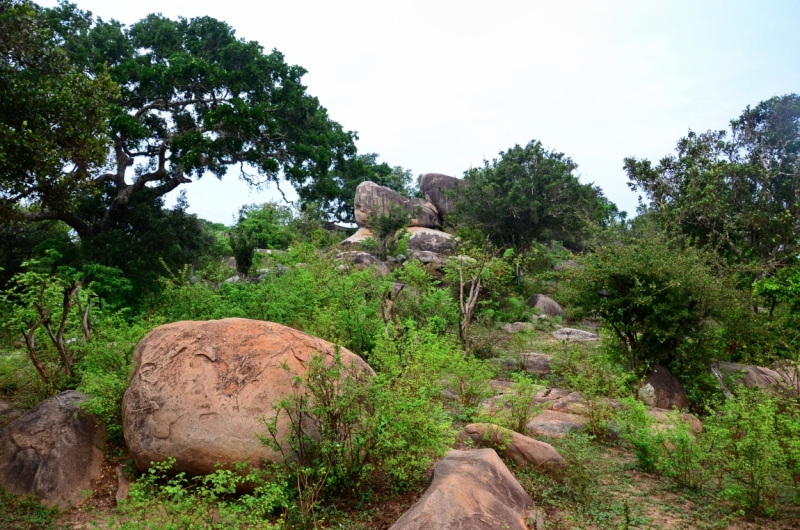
top-left (343, 173), bottom-right (461, 255)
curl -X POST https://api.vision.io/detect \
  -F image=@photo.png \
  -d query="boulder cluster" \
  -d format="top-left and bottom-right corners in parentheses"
top-left (342, 173), bottom-right (461, 256)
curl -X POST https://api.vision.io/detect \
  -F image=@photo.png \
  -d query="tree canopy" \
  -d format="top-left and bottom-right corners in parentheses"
top-left (451, 140), bottom-right (620, 252)
top-left (0, 0), bottom-right (117, 225)
top-left (625, 94), bottom-right (800, 273)
top-left (1, 1), bottom-right (362, 238)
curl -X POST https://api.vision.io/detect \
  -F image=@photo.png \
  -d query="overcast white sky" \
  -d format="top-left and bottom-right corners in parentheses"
top-left (41, 0), bottom-right (800, 225)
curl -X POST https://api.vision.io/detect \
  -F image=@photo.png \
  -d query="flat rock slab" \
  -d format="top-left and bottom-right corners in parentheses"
top-left (519, 353), bottom-right (552, 375)
top-left (457, 424), bottom-right (564, 468)
top-left (527, 410), bottom-right (588, 438)
top-left (553, 328), bottom-right (599, 341)
top-left (0, 391), bottom-right (105, 508)
top-left (528, 295), bottom-right (565, 318)
top-left (122, 318), bottom-right (373, 475)
top-left (406, 227), bottom-right (456, 254)
top-left (389, 449), bottom-right (533, 530)
top-left (502, 322), bottom-right (536, 334)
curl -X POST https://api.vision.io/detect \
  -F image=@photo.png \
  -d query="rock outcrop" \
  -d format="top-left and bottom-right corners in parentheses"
top-left (638, 365), bottom-right (689, 411)
top-left (336, 251), bottom-right (390, 275)
top-left (712, 361), bottom-right (800, 395)
top-left (405, 226), bottom-right (456, 253)
top-left (553, 328), bottom-right (599, 341)
top-left (456, 424), bottom-right (564, 468)
top-left (528, 294), bottom-right (566, 318)
top-left (122, 318), bottom-right (373, 475)
top-left (419, 173), bottom-right (461, 219)
top-left (526, 410), bottom-right (589, 438)
top-left (389, 449), bottom-right (534, 530)
top-left (0, 391), bottom-right (105, 508)
top-left (354, 182), bottom-right (439, 228)
top-left (341, 226), bottom-right (373, 247)
top-left (518, 353), bottom-right (553, 375)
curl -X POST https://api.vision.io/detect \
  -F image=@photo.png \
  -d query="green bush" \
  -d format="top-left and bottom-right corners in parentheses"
top-left (561, 233), bottom-right (731, 374)
top-left (551, 342), bottom-right (636, 437)
top-left (114, 459), bottom-right (287, 529)
top-left (708, 391), bottom-right (791, 516)
top-left (617, 390), bottom-right (800, 517)
top-left (77, 315), bottom-right (157, 442)
top-left (262, 339), bottom-right (453, 522)
top-left (479, 372), bottom-right (541, 433)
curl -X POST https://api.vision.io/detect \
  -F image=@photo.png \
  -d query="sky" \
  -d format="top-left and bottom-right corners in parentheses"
top-left (40, 0), bottom-right (800, 225)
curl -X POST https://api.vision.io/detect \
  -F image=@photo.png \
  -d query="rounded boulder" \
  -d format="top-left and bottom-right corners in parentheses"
top-left (122, 318), bottom-right (373, 475)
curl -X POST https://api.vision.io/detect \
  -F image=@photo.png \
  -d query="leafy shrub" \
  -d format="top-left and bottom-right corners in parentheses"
top-left (479, 372), bottom-right (541, 433)
top-left (115, 458), bottom-right (287, 529)
top-left (617, 390), bottom-right (799, 516)
top-left (708, 390), bottom-right (790, 516)
top-left (262, 343), bottom-right (453, 524)
top-left (561, 233), bottom-right (731, 374)
top-left (77, 315), bottom-right (157, 442)
top-left (551, 342), bottom-right (636, 437)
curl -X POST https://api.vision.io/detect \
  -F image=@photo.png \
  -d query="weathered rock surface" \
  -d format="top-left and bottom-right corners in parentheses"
top-left (553, 260), bottom-right (578, 271)
top-left (519, 353), bottom-right (552, 375)
top-left (407, 250), bottom-right (448, 268)
top-left (354, 181), bottom-right (439, 228)
top-left (646, 408), bottom-right (704, 435)
top-left (638, 365), bottom-right (689, 411)
top-left (528, 294), bottom-right (566, 318)
top-left (389, 449), bottom-right (534, 530)
top-left (526, 410), bottom-right (588, 438)
top-left (0, 391), bottom-right (105, 508)
top-left (419, 173), bottom-right (461, 219)
top-left (406, 226), bottom-right (456, 254)
top-left (336, 251), bottom-right (390, 275)
top-left (122, 318), bottom-right (374, 475)
top-left (502, 322), bottom-right (536, 334)
top-left (340, 226), bottom-right (373, 247)
top-left (713, 361), bottom-right (800, 394)
top-left (553, 328), bottom-right (599, 341)
top-left (457, 424), bottom-right (564, 468)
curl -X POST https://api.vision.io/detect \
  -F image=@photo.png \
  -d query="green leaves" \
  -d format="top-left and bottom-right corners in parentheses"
top-left (561, 232), bottom-right (731, 373)
top-left (626, 94), bottom-right (800, 273)
top-left (451, 140), bottom-right (619, 253)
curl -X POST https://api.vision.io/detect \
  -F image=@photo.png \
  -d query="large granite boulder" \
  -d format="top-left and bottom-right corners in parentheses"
top-left (528, 294), bottom-right (566, 318)
top-left (0, 391), bottom-right (105, 508)
top-left (638, 365), bottom-right (689, 411)
top-left (336, 251), bottom-right (390, 275)
top-left (713, 361), bottom-right (800, 395)
top-left (354, 181), bottom-right (439, 228)
top-left (419, 173), bottom-right (461, 219)
top-left (526, 410), bottom-right (588, 438)
top-left (389, 449), bottom-right (534, 530)
top-left (340, 226), bottom-right (373, 247)
top-left (456, 423), bottom-right (564, 468)
top-left (553, 328), bottom-right (599, 341)
top-left (405, 227), bottom-right (456, 254)
top-left (122, 318), bottom-right (374, 475)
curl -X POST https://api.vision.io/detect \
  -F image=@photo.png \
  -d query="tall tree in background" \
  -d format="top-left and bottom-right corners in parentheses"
top-left (2, 1), bottom-right (359, 239)
top-left (451, 140), bottom-right (620, 252)
top-left (625, 94), bottom-right (800, 274)
top-left (0, 0), bottom-right (116, 224)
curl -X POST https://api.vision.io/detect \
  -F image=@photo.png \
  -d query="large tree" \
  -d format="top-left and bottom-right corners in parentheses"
top-left (625, 94), bottom-right (800, 273)
top-left (1, 1), bottom-right (360, 238)
top-left (0, 0), bottom-right (116, 225)
top-left (452, 140), bottom-right (619, 252)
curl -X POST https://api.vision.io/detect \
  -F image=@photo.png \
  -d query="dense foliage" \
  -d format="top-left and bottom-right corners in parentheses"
top-left (1, 2), bottom-right (800, 526)
top-left (451, 140), bottom-right (621, 252)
